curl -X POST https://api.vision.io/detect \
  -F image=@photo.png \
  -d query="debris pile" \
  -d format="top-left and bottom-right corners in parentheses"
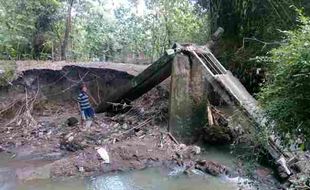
top-left (202, 106), bottom-right (234, 145)
top-left (0, 81), bottom-right (236, 179)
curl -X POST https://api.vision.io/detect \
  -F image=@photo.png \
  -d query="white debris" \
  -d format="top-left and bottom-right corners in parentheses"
top-left (277, 156), bottom-right (291, 175)
top-left (68, 136), bottom-right (74, 142)
top-left (192, 145), bottom-right (201, 155)
top-left (65, 132), bottom-right (74, 139)
top-left (97, 147), bottom-right (110, 164)
top-left (179, 144), bottom-right (187, 150)
top-left (122, 123), bottom-right (128, 130)
top-left (85, 120), bottom-right (92, 128)
top-left (78, 166), bottom-right (85, 173)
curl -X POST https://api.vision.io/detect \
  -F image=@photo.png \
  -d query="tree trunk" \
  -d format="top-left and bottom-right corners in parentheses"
top-left (164, 15), bottom-right (172, 46)
top-left (61, 0), bottom-right (74, 60)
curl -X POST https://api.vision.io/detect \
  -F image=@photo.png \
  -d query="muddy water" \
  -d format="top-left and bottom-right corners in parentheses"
top-left (0, 150), bottom-right (250, 190)
top-left (1, 168), bottom-right (240, 190)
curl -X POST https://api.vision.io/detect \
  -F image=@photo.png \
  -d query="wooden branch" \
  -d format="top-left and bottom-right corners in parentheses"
top-left (238, 37), bottom-right (284, 52)
top-left (108, 117), bottom-right (153, 141)
top-left (106, 101), bottom-right (131, 108)
top-left (167, 132), bottom-right (179, 145)
top-left (87, 91), bottom-right (98, 106)
top-left (207, 106), bottom-right (214, 126)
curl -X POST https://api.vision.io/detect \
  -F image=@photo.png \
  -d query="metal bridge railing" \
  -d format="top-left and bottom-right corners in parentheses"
top-left (191, 50), bottom-right (227, 77)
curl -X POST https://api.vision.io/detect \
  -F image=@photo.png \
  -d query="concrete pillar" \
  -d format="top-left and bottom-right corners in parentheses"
top-left (169, 54), bottom-right (207, 143)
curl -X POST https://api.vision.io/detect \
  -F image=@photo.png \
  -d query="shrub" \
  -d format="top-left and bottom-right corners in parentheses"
top-left (258, 14), bottom-right (310, 145)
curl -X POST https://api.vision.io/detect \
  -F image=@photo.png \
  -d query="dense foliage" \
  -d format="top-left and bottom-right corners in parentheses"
top-left (258, 14), bottom-right (310, 145)
top-left (0, 0), bottom-right (61, 59)
top-left (0, 0), bottom-right (209, 62)
top-left (198, 0), bottom-right (310, 94)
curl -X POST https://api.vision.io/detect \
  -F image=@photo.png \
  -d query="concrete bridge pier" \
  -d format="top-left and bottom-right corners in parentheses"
top-left (169, 53), bottom-right (209, 143)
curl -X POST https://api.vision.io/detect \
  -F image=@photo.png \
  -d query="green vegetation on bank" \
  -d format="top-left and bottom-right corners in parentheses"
top-left (198, 0), bottom-right (310, 94)
top-left (258, 14), bottom-right (310, 146)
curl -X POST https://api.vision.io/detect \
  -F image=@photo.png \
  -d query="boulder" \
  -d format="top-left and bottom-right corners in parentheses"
top-left (67, 117), bottom-right (79, 126)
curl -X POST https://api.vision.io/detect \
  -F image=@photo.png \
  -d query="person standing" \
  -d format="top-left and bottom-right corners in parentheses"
top-left (77, 84), bottom-right (95, 128)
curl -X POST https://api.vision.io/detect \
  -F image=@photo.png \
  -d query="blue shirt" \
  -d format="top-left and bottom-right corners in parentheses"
top-left (78, 92), bottom-right (91, 110)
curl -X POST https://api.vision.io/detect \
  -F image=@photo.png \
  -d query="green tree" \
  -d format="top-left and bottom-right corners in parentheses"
top-left (145, 0), bottom-right (210, 58)
top-left (61, 0), bottom-right (74, 60)
top-left (70, 0), bottom-right (210, 62)
top-left (258, 14), bottom-right (310, 144)
top-left (198, 0), bottom-right (310, 94)
top-left (0, 0), bottom-right (210, 61)
top-left (69, 0), bottom-right (118, 60)
top-left (0, 0), bottom-right (61, 59)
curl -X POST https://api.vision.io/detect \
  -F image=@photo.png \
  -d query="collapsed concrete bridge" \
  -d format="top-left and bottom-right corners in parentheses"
top-left (96, 43), bottom-right (262, 138)
top-left (95, 29), bottom-right (265, 139)
top-left (95, 28), bottom-right (297, 177)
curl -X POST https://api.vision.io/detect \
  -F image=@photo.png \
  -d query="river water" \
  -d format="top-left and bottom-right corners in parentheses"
top-left (1, 167), bottom-right (244, 190)
top-left (0, 146), bottom-right (258, 190)
top-left (5, 168), bottom-right (242, 190)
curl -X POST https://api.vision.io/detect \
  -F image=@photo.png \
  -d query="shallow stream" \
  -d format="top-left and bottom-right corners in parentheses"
top-left (2, 168), bottom-right (242, 190)
top-left (0, 146), bottom-right (259, 190)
